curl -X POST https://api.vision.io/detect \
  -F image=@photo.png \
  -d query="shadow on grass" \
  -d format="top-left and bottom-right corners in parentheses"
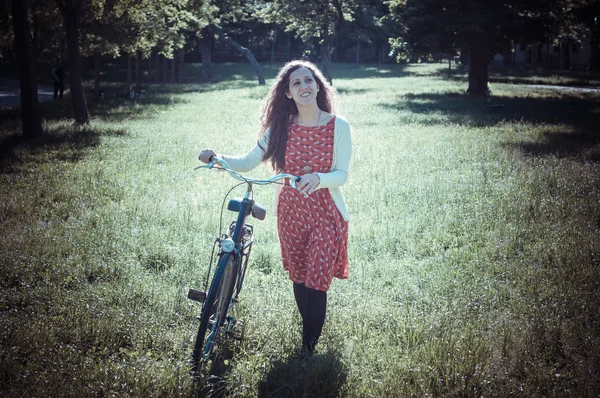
top-left (442, 72), bottom-right (600, 87)
top-left (0, 122), bottom-right (127, 170)
top-left (187, 61), bottom-right (411, 82)
top-left (34, 80), bottom-right (264, 123)
top-left (369, 63), bottom-right (588, 84)
top-left (0, 80), bottom-right (243, 125)
top-left (336, 87), bottom-right (373, 95)
top-left (503, 130), bottom-right (600, 162)
top-left (380, 91), bottom-right (600, 161)
top-left (38, 88), bottom-right (194, 123)
top-left (420, 64), bottom-right (600, 86)
top-left (258, 351), bottom-right (347, 397)
top-left (331, 64), bottom-right (410, 80)
top-left (487, 65), bottom-right (600, 87)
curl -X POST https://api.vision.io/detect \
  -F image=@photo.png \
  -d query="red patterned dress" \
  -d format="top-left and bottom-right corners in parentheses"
top-left (276, 117), bottom-right (349, 292)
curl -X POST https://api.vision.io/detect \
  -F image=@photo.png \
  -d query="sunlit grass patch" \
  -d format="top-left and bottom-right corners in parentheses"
top-left (1, 62), bottom-right (599, 396)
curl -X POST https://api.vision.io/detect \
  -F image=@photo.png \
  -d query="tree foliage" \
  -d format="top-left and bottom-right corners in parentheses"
top-left (190, 0), bottom-right (264, 82)
top-left (338, 0), bottom-right (398, 63)
top-left (572, 0), bottom-right (600, 71)
top-left (258, 0), bottom-right (356, 83)
top-left (3, 0), bottom-right (600, 131)
top-left (388, 0), bottom-right (573, 94)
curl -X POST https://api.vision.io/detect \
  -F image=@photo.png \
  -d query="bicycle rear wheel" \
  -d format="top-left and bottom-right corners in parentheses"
top-left (192, 253), bottom-right (239, 372)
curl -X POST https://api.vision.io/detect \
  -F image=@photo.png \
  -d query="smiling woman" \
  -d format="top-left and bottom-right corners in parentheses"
top-left (286, 67), bottom-right (320, 107)
top-left (198, 60), bottom-right (353, 355)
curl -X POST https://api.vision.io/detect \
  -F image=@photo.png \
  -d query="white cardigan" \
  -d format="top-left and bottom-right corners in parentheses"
top-left (221, 115), bottom-right (352, 221)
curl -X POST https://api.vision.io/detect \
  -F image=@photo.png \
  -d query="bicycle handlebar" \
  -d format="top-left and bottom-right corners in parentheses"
top-left (195, 156), bottom-right (301, 189)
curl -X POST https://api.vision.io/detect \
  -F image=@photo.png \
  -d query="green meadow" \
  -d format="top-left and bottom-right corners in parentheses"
top-left (1, 62), bottom-right (599, 397)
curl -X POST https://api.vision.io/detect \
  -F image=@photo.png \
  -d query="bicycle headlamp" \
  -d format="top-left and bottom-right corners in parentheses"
top-left (221, 238), bottom-right (235, 253)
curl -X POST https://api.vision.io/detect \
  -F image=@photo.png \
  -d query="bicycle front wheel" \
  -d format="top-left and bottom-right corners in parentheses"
top-left (192, 253), bottom-right (240, 372)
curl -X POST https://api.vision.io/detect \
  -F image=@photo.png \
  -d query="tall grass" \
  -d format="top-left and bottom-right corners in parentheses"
top-left (1, 62), bottom-right (599, 397)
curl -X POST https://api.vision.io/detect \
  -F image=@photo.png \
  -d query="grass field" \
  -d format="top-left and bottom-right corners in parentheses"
top-left (1, 62), bottom-right (599, 397)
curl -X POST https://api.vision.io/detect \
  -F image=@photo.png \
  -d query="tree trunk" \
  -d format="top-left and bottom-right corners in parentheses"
top-left (135, 51), bottom-right (141, 90)
top-left (332, 0), bottom-right (343, 62)
top-left (162, 55), bottom-right (167, 84)
top-left (466, 50), bottom-right (489, 96)
top-left (93, 49), bottom-right (100, 99)
top-left (31, 7), bottom-right (40, 59)
top-left (127, 53), bottom-right (133, 88)
top-left (320, 31), bottom-right (334, 85)
top-left (170, 57), bottom-right (176, 84)
top-left (591, 37), bottom-right (600, 72)
top-left (179, 49), bottom-right (184, 83)
top-left (533, 43), bottom-right (543, 66)
top-left (271, 35), bottom-right (275, 62)
top-left (57, 0), bottom-right (88, 125)
top-left (355, 38), bottom-right (360, 65)
top-left (154, 51), bottom-right (160, 83)
top-left (200, 29), bottom-right (212, 82)
top-left (562, 43), bottom-right (571, 70)
top-left (213, 24), bottom-right (265, 85)
top-left (333, 34), bottom-right (339, 61)
top-left (11, 0), bottom-right (43, 137)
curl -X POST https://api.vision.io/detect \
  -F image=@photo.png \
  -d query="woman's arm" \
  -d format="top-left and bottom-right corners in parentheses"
top-left (199, 131), bottom-right (269, 173)
top-left (314, 119), bottom-right (352, 189)
top-left (220, 141), bottom-right (265, 172)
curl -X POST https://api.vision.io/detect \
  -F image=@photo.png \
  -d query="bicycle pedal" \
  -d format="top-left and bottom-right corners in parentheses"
top-left (187, 288), bottom-right (206, 303)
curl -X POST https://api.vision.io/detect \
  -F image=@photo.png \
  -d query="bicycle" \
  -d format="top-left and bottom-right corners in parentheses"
top-left (188, 156), bottom-right (300, 375)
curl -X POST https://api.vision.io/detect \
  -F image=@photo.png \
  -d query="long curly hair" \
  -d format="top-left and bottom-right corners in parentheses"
top-left (260, 60), bottom-right (337, 172)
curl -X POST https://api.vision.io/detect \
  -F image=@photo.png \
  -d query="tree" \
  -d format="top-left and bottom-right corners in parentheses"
top-left (10, 0), bottom-right (43, 137)
top-left (56, 0), bottom-right (89, 124)
top-left (0, 1), bottom-right (14, 64)
top-left (142, 0), bottom-right (195, 85)
top-left (553, 0), bottom-right (600, 71)
top-left (213, 24), bottom-right (265, 85)
top-left (575, 0), bottom-right (600, 72)
top-left (259, 0), bottom-right (357, 84)
top-left (389, 0), bottom-right (566, 95)
top-left (189, 0), bottom-right (265, 84)
top-left (338, 0), bottom-right (398, 63)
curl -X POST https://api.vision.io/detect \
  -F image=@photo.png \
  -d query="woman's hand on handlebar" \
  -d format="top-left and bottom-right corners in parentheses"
top-left (199, 148), bottom-right (216, 164)
top-left (297, 173), bottom-right (320, 195)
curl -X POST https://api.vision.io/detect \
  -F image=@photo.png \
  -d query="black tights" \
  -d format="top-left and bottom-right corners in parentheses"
top-left (293, 283), bottom-right (327, 354)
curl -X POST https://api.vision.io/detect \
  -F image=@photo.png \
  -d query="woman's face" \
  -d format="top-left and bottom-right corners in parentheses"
top-left (285, 67), bottom-right (319, 106)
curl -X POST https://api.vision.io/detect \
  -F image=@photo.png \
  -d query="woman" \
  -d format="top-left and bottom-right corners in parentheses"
top-left (199, 60), bottom-right (352, 354)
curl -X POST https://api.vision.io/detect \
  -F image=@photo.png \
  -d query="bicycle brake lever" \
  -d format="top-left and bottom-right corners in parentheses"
top-left (194, 162), bottom-right (215, 170)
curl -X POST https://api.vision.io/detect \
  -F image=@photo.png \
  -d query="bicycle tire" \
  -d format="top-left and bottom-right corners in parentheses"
top-left (191, 253), bottom-right (239, 372)
top-left (214, 255), bottom-right (239, 326)
top-left (205, 254), bottom-right (240, 361)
